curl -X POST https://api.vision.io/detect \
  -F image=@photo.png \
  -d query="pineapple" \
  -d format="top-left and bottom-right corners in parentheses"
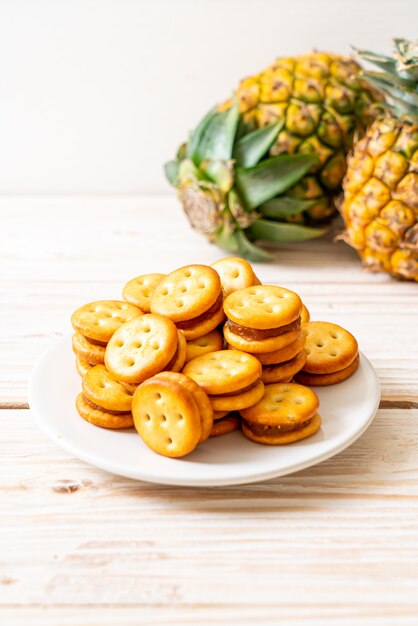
top-left (221, 52), bottom-right (379, 223)
top-left (341, 39), bottom-right (418, 281)
top-left (165, 52), bottom-right (379, 261)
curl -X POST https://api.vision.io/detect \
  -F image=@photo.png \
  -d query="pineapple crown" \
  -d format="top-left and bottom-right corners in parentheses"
top-left (355, 38), bottom-right (418, 124)
top-left (165, 102), bottom-right (325, 261)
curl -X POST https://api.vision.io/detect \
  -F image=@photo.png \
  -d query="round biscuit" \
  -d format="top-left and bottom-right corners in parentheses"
top-left (296, 354), bottom-right (360, 386)
top-left (105, 314), bottom-right (178, 383)
top-left (72, 332), bottom-right (106, 365)
top-left (185, 329), bottom-right (224, 363)
top-left (210, 415), bottom-right (241, 437)
top-left (150, 265), bottom-right (221, 322)
top-left (122, 273), bottom-right (166, 312)
top-left (303, 321), bottom-right (359, 374)
top-left (183, 349), bottom-right (262, 395)
top-left (240, 382), bottom-right (319, 427)
top-left (261, 350), bottom-right (307, 384)
top-left (180, 303), bottom-right (225, 341)
top-left (167, 330), bottom-right (187, 373)
top-left (82, 364), bottom-right (135, 412)
top-left (76, 393), bottom-right (134, 429)
top-left (210, 380), bottom-right (265, 412)
top-left (152, 371), bottom-right (213, 444)
top-left (223, 285), bottom-right (302, 330)
top-left (225, 326), bottom-right (300, 353)
top-left (211, 257), bottom-right (259, 296)
top-left (132, 377), bottom-right (202, 457)
top-left (75, 356), bottom-right (94, 377)
top-left (301, 304), bottom-right (310, 325)
top-left (242, 412), bottom-right (321, 445)
top-left (255, 333), bottom-right (306, 365)
top-left (71, 300), bottom-right (142, 342)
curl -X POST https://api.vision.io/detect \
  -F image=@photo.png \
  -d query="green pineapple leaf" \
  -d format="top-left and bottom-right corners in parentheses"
top-left (186, 107), bottom-right (217, 164)
top-left (235, 153), bottom-right (319, 211)
top-left (247, 218), bottom-right (326, 243)
top-left (187, 102), bottom-right (240, 166)
top-left (164, 160), bottom-right (180, 186)
top-left (260, 196), bottom-right (318, 219)
top-left (233, 120), bottom-right (283, 168)
top-left (200, 160), bottom-right (233, 192)
top-left (215, 224), bottom-right (272, 261)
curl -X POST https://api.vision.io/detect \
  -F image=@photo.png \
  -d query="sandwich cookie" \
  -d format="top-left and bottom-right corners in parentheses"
top-left (105, 314), bottom-right (178, 383)
top-left (183, 349), bottom-right (264, 412)
top-left (71, 300), bottom-right (142, 343)
top-left (210, 414), bottom-right (241, 437)
top-left (261, 349), bottom-right (307, 384)
top-left (150, 264), bottom-right (224, 340)
top-left (75, 356), bottom-right (95, 377)
top-left (72, 332), bottom-right (106, 365)
top-left (185, 329), bottom-right (224, 364)
top-left (295, 321), bottom-right (359, 385)
top-left (132, 372), bottom-right (213, 457)
top-left (122, 273), bottom-right (166, 312)
top-left (241, 383), bottom-right (321, 445)
top-left (223, 285), bottom-right (302, 354)
top-left (211, 257), bottom-right (261, 296)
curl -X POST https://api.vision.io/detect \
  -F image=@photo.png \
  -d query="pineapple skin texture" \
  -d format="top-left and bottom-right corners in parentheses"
top-left (221, 52), bottom-right (378, 222)
top-left (341, 118), bottom-right (418, 281)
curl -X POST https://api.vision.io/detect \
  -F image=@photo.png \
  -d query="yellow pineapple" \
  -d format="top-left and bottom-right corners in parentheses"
top-left (341, 39), bottom-right (418, 281)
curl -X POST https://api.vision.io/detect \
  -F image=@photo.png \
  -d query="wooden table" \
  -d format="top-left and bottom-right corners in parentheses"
top-left (1, 197), bottom-right (418, 625)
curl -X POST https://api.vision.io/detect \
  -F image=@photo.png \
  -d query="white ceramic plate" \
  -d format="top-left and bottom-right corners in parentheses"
top-left (29, 335), bottom-right (380, 487)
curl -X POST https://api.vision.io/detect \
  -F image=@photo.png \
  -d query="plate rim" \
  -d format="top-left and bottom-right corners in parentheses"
top-left (29, 335), bottom-right (381, 487)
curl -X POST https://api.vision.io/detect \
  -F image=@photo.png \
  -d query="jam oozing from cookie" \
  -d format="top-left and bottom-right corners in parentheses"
top-left (176, 292), bottom-right (223, 330)
top-left (243, 417), bottom-right (313, 436)
top-left (225, 317), bottom-right (301, 340)
top-left (83, 395), bottom-right (131, 416)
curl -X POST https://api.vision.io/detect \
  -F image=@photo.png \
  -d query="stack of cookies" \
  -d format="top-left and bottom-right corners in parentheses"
top-left (70, 257), bottom-right (360, 459)
top-left (223, 285), bottom-right (308, 384)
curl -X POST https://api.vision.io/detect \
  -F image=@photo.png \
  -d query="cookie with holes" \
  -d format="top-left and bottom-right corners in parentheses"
top-left (210, 414), bottom-right (241, 437)
top-left (71, 300), bottom-right (143, 343)
top-left (253, 333), bottom-right (306, 366)
top-left (75, 356), bottom-right (95, 377)
top-left (183, 349), bottom-right (264, 411)
top-left (72, 332), bottom-right (106, 365)
top-left (150, 264), bottom-right (224, 340)
top-left (240, 383), bottom-right (321, 445)
top-left (185, 329), bottom-right (224, 363)
top-left (211, 257), bottom-right (260, 297)
top-left (122, 273), bottom-right (166, 313)
top-left (105, 314), bottom-right (178, 383)
top-left (223, 285), bottom-right (302, 353)
top-left (132, 372), bottom-right (212, 457)
top-left (296, 353), bottom-right (360, 386)
top-left (296, 321), bottom-right (359, 385)
top-left (82, 364), bottom-right (135, 412)
top-left (261, 349), bottom-right (307, 384)
top-left (75, 392), bottom-right (134, 430)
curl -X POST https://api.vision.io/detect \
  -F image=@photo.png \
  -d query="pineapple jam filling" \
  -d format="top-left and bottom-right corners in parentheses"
top-left (176, 292), bottom-right (223, 330)
top-left (215, 380), bottom-right (260, 398)
top-left (243, 417), bottom-right (313, 436)
top-left (84, 336), bottom-right (108, 347)
top-left (83, 395), bottom-right (130, 416)
top-left (225, 317), bottom-right (301, 341)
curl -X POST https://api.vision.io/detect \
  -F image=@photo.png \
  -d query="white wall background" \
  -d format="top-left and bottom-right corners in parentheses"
top-left (0, 0), bottom-right (416, 195)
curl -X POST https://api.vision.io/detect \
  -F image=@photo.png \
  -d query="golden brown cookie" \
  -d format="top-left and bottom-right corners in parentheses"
top-left (152, 371), bottom-right (213, 444)
top-left (185, 329), bottom-right (224, 363)
top-left (301, 304), bottom-right (310, 325)
top-left (166, 330), bottom-right (187, 373)
top-left (223, 285), bottom-right (302, 330)
top-left (241, 383), bottom-right (319, 427)
top-left (261, 350), bottom-right (307, 384)
top-left (183, 349), bottom-right (262, 395)
top-left (71, 300), bottom-right (142, 342)
top-left (210, 415), bottom-right (241, 437)
top-left (179, 304), bottom-right (225, 341)
top-left (75, 356), bottom-right (95, 377)
top-left (76, 393), bottom-right (134, 429)
top-left (242, 412), bottom-right (321, 445)
top-left (82, 364), bottom-right (135, 412)
top-left (210, 379), bottom-right (265, 412)
top-left (213, 410), bottom-right (230, 420)
top-left (255, 333), bottom-right (306, 365)
top-left (105, 314), bottom-right (178, 383)
top-left (132, 375), bottom-right (203, 457)
top-left (72, 332), bottom-right (106, 365)
top-left (295, 353), bottom-right (360, 386)
top-left (122, 273), bottom-right (166, 312)
top-left (225, 326), bottom-right (301, 353)
top-left (211, 257), bottom-right (260, 296)
top-left (303, 321), bottom-right (359, 374)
